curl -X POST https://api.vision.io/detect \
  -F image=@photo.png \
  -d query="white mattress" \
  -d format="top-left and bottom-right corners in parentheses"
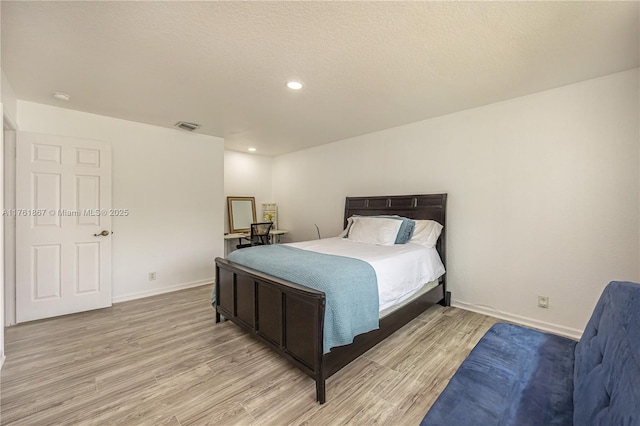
top-left (286, 237), bottom-right (446, 312)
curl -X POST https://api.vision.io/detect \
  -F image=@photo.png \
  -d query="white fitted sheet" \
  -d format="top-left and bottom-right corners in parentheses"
top-left (286, 237), bottom-right (446, 312)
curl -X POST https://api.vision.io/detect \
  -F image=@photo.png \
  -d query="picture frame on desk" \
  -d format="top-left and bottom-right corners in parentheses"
top-left (262, 202), bottom-right (278, 230)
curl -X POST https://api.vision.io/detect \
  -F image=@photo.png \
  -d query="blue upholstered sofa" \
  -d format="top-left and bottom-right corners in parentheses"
top-left (421, 281), bottom-right (640, 425)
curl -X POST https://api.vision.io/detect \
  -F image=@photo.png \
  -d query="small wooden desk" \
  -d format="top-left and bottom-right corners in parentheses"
top-left (268, 229), bottom-right (288, 243)
top-left (224, 230), bottom-right (288, 256)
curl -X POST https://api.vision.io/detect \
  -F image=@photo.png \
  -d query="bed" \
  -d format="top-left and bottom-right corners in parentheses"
top-left (214, 193), bottom-right (449, 404)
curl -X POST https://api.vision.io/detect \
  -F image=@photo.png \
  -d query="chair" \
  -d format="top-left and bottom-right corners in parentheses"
top-left (236, 222), bottom-right (273, 249)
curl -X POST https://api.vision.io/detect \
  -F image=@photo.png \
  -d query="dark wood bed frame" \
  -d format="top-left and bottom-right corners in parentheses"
top-left (214, 194), bottom-right (449, 404)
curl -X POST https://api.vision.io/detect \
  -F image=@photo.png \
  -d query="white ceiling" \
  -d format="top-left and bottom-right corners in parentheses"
top-left (2, 1), bottom-right (638, 156)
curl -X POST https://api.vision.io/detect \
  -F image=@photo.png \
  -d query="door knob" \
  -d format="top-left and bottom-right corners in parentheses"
top-left (93, 230), bottom-right (111, 237)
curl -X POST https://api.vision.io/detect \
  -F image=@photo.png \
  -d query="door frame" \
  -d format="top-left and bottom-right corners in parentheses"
top-left (3, 115), bottom-right (16, 327)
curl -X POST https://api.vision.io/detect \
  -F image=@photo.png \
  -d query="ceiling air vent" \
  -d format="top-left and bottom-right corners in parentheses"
top-left (174, 121), bottom-right (201, 132)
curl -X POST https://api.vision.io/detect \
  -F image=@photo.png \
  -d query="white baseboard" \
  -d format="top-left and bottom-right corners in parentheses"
top-left (112, 278), bottom-right (214, 304)
top-left (451, 299), bottom-right (583, 340)
top-left (1, 353), bottom-right (5, 370)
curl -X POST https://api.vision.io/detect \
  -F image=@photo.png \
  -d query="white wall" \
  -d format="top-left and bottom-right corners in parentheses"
top-left (224, 151), bottom-right (274, 233)
top-left (273, 69), bottom-right (640, 337)
top-left (17, 101), bottom-right (224, 302)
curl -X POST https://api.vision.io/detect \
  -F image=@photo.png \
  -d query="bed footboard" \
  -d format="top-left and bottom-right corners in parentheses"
top-left (215, 257), bottom-right (327, 401)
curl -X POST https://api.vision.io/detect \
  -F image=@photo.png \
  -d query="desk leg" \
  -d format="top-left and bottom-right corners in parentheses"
top-left (224, 238), bottom-right (238, 256)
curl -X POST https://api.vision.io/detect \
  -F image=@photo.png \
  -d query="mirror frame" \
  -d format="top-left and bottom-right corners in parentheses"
top-left (227, 196), bottom-right (257, 233)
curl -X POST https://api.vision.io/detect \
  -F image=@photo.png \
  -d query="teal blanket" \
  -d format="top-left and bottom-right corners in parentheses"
top-left (220, 245), bottom-right (379, 353)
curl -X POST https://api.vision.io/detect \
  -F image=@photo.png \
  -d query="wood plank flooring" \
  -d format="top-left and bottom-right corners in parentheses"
top-left (1, 285), bottom-right (499, 425)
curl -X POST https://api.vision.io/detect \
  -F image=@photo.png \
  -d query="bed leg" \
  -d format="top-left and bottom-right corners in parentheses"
top-left (440, 291), bottom-right (451, 307)
top-left (215, 311), bottom-right (221, 323)
top-left (316, 379), bottom-right (326, 404)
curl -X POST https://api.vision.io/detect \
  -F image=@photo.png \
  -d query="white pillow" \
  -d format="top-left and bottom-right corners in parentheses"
top-left (347, 217), bottom-right (402, 246)
top-left (337, 217), bottom-right (354, 238)
top-left (410, 220), bottom-right (443, 248)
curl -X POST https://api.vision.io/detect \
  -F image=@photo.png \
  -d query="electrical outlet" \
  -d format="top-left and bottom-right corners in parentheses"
top-left (149, 272), bottom-right (156, 281)
top-left (538, 296), bottom-right (549, 309)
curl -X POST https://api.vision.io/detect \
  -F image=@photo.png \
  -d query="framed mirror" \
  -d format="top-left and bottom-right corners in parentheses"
top-left (227, 196), bottom-right (256, 233)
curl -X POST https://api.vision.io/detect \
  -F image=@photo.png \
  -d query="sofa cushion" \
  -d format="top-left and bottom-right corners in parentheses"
top-left (573, 281), bottom-right (640, 425)
top-left (421, 323), bottom-right (576, 426)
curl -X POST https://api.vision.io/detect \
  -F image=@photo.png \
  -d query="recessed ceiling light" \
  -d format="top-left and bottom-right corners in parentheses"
top-left (286, 81), bottom-right (303, 90)
top-left (53, 92), bottom-right (70, 101)
top-left (248, 147), bottom-right (257, 152)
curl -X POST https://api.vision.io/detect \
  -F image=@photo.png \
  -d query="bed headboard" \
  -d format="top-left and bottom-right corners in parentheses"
top-left (344, 194), bottom-right (447, 267)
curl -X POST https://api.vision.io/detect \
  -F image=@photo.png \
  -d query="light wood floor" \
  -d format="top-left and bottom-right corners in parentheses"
top-left (1, 285), bottom-right (499, 425)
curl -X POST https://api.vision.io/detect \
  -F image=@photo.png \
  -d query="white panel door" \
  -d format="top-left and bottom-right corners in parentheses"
top-left (16, 132), bottom-right (112, 322)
